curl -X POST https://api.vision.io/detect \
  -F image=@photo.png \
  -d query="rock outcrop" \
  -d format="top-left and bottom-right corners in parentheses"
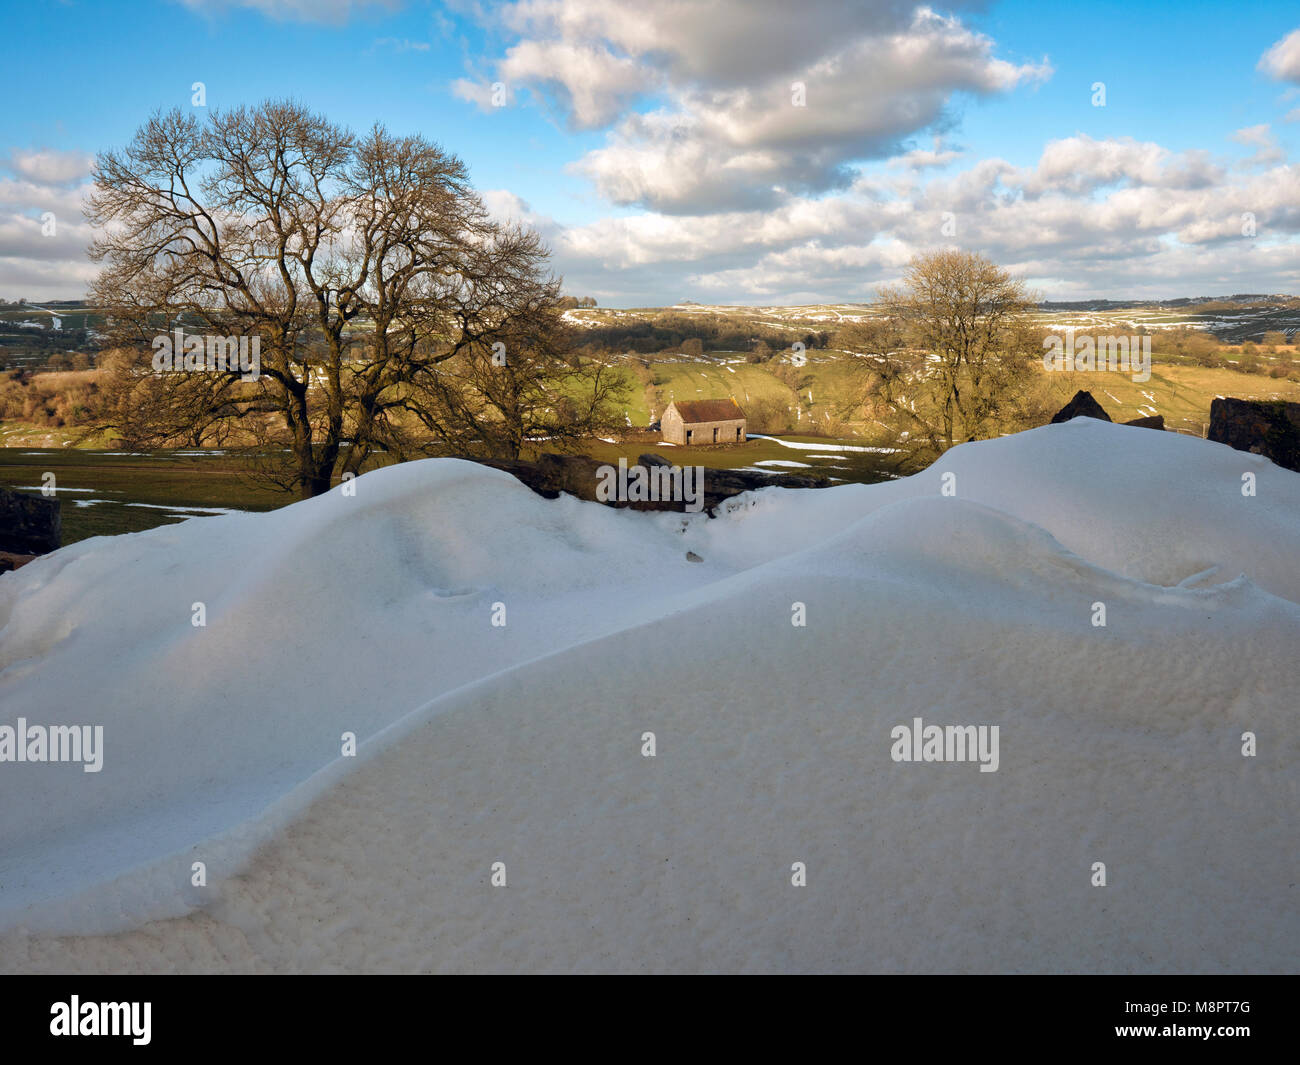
top-left (1207, 398), bottom-right (1300, 472)
top-left (1123, 414), bottom-right (1165, 431)
top-left (1050, 390), bottom-right (1112, 424)
top-left (1048, 391), bottom-right (1165, 430)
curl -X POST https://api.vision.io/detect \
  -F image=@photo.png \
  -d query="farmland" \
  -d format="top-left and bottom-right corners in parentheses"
top-left (3, 296), bottom-right (1299, 544)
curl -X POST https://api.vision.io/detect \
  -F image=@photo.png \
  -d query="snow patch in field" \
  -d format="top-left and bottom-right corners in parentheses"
top-left (10, 485), bottom-right (96, 493)
top-left (748, 433), bottom-right (898, 454)
top-left (124, 503), bottom-right (247, 516)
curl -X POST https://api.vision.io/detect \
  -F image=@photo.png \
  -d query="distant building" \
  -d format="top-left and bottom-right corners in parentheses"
top-left (661, 399), bottom-right (746, 446)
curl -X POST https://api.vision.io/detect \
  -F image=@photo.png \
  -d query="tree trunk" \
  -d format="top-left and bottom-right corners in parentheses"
top-left (301, 468), bottom-right (332, 499)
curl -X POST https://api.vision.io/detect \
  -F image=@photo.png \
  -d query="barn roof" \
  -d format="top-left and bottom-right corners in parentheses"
top-left (669, 398), bottom-right (746, 423)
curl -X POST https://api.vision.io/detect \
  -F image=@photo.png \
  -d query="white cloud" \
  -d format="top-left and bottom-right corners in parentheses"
top-left (450, 4), bottom-right (1297, 302)
top-left (497, 40), bottom-right (657, 127)
top-left (1231, 123), bottom-right (1285, 165)
top-left (463, 2), bottom-right (1050, 213)
top-left (1259, 27), bottom-right (1300, 83)
top-left (451, 78), bottom-right (508, 110)
top-left (0, 164), bottom-right (97, 300)
top-left (1017, 135), bottom-right (1221, 195)
top-left (6, 149), bottom-right (96, 186)
top-left (535, 135), bottom-right (1299, 303)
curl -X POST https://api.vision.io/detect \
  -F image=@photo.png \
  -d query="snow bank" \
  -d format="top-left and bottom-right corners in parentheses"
top-left (1, 419), bottom-right (1297, 973)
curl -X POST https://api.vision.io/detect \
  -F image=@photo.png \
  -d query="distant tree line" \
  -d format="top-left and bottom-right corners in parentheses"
top-left (573, 311), bottom-right (830, 356)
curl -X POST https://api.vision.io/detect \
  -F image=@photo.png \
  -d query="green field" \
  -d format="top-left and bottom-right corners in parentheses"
top-left (1, 431), bottom-right (898, 546)
top-left (543, 433), bottom-right (897, 484)
top-left (0, 448), bottom-right (286, 544)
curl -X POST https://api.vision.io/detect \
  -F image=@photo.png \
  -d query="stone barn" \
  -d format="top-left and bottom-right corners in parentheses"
top-left (661, 399), bottom-right (747, 446)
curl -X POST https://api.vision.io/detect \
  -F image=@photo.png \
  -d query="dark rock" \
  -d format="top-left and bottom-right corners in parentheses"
top-left (1123, 414), bottom-right (1165, 430)
top-left (0, 486), bottom-right (61, 555)
top-left (691, 465), bottom-right (822, 515)
top-left (468, 459), bottom-right (561, 498)
top-left (1207, 397), bottom-right (1300, 472)
top-left (1050, 390), bottom-right (1112, 424)
top-left (535, 452), bottom-right (609, 502)
top-left (686, 551), bottom-right (703, 562)
top-left (465, 451), bottom-right (823, 516)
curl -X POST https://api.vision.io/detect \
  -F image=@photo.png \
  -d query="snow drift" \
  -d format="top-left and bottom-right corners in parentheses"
top-left (0, 418), bottom-right (1297, 973)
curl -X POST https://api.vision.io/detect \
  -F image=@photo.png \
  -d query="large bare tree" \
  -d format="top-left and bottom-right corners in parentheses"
top-left (870, 249), bottom-right (1041, 461)
top-left (86, 100), bottom-right (622, 496)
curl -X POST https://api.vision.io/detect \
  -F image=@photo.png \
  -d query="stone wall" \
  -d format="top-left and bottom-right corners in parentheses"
top-left (0, 487), bottom-right (61, 555)
top-left (1208, 398), bottom-right (1300, 472)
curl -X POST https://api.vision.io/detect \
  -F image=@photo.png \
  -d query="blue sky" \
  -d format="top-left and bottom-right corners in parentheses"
top-left (3, 0), bottom-right (1299, 304)
top-left (963, 1), bottom-right (1299, 159)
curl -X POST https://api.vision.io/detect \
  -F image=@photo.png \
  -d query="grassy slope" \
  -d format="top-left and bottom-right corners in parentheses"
top-left (626, 351), bottom-right (1300, 438)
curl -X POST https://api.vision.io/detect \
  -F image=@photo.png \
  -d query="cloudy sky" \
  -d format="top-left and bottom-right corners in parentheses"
top-left (3, 0), bottom-right (1299, 304)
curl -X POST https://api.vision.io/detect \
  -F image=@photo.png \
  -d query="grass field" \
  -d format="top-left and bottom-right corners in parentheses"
top-left (540, 433), bottom-right (897, 483)
top-left (0, 448), bottom-right (286, 544)
top-left (1, 430), bottom-right (900, 546)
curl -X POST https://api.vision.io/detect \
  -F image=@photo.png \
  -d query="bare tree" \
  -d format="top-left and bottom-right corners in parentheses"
top-left (399, 317), bottom-right (629, 459)
top-left (871, 249), bottom-right (1040, 460)
top-left (87, 347), bottom-right (239, 450)
top-left (86, 100), bottom-right (619, 496)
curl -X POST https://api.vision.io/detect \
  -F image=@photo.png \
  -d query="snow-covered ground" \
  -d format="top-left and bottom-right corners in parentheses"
top-left (0, 418), bottom-right (1297, 973)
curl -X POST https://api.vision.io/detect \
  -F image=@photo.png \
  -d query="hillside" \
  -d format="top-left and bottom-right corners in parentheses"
top-left (2, 296), bottom-right (1298, 455)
